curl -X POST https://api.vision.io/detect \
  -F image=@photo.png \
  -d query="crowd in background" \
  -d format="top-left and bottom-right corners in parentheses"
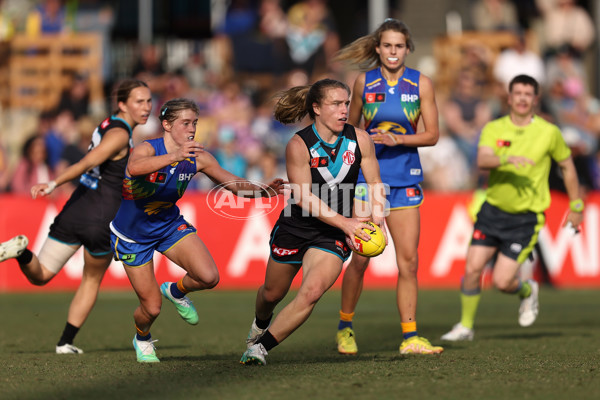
top-left (0, 0), bottom-right (598, 196)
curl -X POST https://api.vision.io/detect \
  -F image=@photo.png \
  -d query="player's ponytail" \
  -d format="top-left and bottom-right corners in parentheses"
top-left (334, 18), bottom-right (414, 71)
top-left (274, 79), bottom-right (350, 124)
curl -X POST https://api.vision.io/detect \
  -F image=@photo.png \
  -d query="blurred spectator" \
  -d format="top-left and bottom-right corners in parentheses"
top-left (544, 47), bottom-right (599, 192)
top-left (419, 129), bottom-right (473, 191)
top-left (55, 73), bottom-right (90, 121)
top-left (54, 116), bottom-right (94, 194)
top-left (441, 69), bottom-right (493, 170)
top-left (74, 0), bottom-right (115, 84)
top-left (0, 0), bottom-right (15, 40)
top-left (217, 0), bottom-right (258, 36)
top-left (285, 0), bottom-right (340, 77)
top-left (34, 110), bottom-right (66, 170)
top-left (132, 43), bottom-right (168, 97)
top-left (214, 126), bottom-right (248, 178)
top-left (535, 0), bottom-right (595, 59)
top-left (220, 0), bottom-right (289, 75)
top-left (471, 0), bottom-right (520, 32)
top-left (160, 69), bottom-right (197, 106)
top-left (459, 39), bottom-right (494, 90)
top-left (207, 79), bottom-right (257, 156)
top-left (25, 0), bottom-right (66, 36)
top-left (493, 30), bottom-right (545, 91)
top-left (10, 135), bottom-right (54, 195)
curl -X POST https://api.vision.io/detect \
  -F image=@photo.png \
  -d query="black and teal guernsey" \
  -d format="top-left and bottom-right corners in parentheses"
top-left (48, 116), bottom-right (133, 255)
top-left (278, 123), bottom-right (362, 239)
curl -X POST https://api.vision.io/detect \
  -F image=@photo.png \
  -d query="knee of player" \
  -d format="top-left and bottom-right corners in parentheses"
top-left (26, 276), bottom-right (52, 286)
top-left (396, 256), bottom-right (418, 276)
top-left (261, 284), bottom-right (288, 304)
top-left (203, 273), bottom-right (220, 289)
top-left (347, 255), bottom-right (370, 273)
top-left (143, 299), bottom-right (163, 319)
top-left (492, 275), bottom-right (514, 292)
top-left (297, 284), bottom-right (326, 306)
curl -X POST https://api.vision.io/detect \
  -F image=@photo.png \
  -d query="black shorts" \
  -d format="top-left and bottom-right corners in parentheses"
top-left (48, 185), bottom-right (121, 256)
top-left (269, 220), bottom-right (352, 264)
top-left (472, 202), bottom-right (545, 263)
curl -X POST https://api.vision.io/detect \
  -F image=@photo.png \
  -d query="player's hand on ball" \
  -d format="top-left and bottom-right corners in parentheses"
top-left (349, 221), bottom-right (387, 257)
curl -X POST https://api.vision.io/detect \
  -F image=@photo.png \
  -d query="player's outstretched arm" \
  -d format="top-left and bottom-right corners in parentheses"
top-left (197, 150), bottom-right (285, 198)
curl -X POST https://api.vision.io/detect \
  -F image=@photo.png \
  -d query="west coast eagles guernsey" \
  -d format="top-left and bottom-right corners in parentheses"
top-left (110, 137), bottom-right (197, 243)
top-left (279, 123), bottom-right (362, 238)
top-left (479, 115), bottom-right (571, 214)
top-left (358, 66), bottom-right (423, 187)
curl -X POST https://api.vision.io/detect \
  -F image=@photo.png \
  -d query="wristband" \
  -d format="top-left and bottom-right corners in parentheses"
top-left (569, 199), bottom-right (584, 213)
top-left (499, 154), bottom-right (508, 165)
top-left (44, 180), bottom-right (57, 195)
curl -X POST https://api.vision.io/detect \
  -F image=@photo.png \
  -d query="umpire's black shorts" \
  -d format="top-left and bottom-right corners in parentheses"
top-left (472, 201), bottom-right (545, 264)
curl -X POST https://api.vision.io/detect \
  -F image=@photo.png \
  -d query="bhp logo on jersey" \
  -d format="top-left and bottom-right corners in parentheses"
top-left (206, 179), bottom-right (280, 220)
top-left (401, 94), bottom-right (419, 102)
top-left (179, 173), bottom-right (194, 181)
top-left (272, 246), bottom-right (299, 256)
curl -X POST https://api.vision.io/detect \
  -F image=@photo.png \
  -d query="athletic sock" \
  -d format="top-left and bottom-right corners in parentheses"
top-left (135, 325), bottom-right (151, 341)
top-left (338, 310), bottom-right (354, 330)
top-left (57, 322), bottom-right (80, 346)
top-left (255, 314), bottom-right (272, 330)
top-left (517, 280), bottom-right (531, 299)
top-left (460, 284), bottom-right (482, 330)
top-left (256, 329), bottom-right (279, 351)
top-left (16, 249), bottom-right (33, 265)
top-left (170, 279), bottom-right (188, 299)
top-left (401, 321), bottom-right (417, 340)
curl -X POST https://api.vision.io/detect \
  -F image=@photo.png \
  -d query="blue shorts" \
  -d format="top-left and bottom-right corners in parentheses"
top-left (355, 183), bottom-right (423, 210)
top-left (110, 218), bottom-right (197, 267)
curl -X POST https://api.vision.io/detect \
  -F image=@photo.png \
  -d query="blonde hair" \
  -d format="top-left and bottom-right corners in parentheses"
top-left (273, 79), bottom-right (350, 124)
top-left (334, 18), bottom-right (415, 71)
top-left (159, 98), bottom-right (200, 125)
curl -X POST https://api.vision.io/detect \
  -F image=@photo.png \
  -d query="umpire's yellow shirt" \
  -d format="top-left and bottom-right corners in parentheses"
top-left (478, 115), bottom-right (571, 214)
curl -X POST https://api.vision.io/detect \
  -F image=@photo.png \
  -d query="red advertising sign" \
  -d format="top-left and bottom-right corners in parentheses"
top-left (0, 191), bottom-right (598, 291)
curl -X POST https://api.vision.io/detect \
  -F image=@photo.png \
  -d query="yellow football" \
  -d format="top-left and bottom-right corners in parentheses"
top-left (352, 222), bottom-right (386, 257)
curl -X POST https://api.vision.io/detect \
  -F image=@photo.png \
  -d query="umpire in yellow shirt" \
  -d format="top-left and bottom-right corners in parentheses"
top-left (441, 74), bottom-right (584, 341)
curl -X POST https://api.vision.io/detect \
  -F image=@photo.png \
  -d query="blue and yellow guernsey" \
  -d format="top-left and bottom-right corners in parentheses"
top-left (358, 66), bottom-right (422, 187)
top-left (110, 137), bottom-right (197, 243)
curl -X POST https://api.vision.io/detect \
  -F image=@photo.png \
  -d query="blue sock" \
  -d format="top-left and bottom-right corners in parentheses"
top-left (136, 332), bottom-right (151, 341)
top-left (403, 331), bottom-right (418, 340)
top-left (170, 282), bottom-right (186, 299)
top-left (338, 320), bottom-right (353, 330)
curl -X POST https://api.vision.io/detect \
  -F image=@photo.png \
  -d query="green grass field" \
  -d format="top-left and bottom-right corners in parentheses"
top-left (1, 288), bottom-right (599, 400)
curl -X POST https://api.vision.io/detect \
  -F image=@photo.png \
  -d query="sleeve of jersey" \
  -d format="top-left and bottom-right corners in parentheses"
top-left (549, 125), bottom-right (572, 162)
top-left (477, 122), bottom-right (496, 150)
